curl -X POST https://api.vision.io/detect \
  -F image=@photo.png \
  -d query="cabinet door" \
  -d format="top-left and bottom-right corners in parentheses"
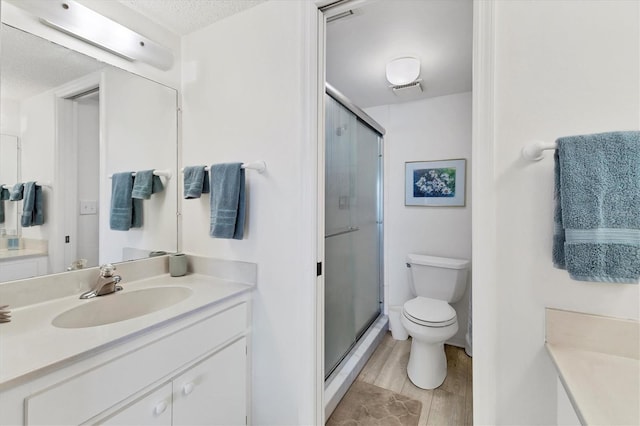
top-left (101, 383), bottom-right (172, 426)
top-left (173, 338), bottom-right (247, 426)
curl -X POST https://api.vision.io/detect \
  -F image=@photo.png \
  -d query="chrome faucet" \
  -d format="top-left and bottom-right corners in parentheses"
top-left (80, 264), bottom-right (123, 299)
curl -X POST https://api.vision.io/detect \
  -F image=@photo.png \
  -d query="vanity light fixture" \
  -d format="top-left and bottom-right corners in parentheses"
top-left (27, 0), bottom-right (173, 70)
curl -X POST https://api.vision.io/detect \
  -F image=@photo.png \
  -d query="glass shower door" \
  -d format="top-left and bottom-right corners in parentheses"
top-left (324, 95), bottom-right (382, 378)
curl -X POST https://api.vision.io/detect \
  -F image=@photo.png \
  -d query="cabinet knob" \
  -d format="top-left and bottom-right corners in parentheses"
top-left (154, 400), bottom-right (168, 415)
top-left (182, 382), bottom-right (195, 395)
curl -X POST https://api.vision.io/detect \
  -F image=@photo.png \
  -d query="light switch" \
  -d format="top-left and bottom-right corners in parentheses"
top-left (80, 200), bottom-right (97, 215)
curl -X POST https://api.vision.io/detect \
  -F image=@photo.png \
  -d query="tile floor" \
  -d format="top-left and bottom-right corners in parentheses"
top-left (335, 332), bottom-right (473, 426)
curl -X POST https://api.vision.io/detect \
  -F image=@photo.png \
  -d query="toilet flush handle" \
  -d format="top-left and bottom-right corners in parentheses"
top-left (406, 263), bottom-right (411, 268)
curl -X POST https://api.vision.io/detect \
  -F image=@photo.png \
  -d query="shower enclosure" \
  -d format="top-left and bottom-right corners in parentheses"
top-left (324, 85), bottom-right (384, 379)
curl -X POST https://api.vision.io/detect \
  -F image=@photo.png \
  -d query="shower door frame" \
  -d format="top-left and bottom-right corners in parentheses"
top-left (323, 83), bottom-right (386, 380)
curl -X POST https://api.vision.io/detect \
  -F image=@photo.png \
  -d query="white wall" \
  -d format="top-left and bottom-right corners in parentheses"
top-left (0, 99), bottom-right (20, 135)
top-left (0, 134), bottom-right (20, 234)
top-left (19, 89), bottom-right (57, 269)
top-left (180, 1), bottom-right (319, 424)
top-left (99, 67), bottom-right (178, 264)
top-left (1, 101), bottom-right (22, 233)
top-left (484, 1), bottom-right (640, 424)
top-left (366, 92), bottom-right (472, 347)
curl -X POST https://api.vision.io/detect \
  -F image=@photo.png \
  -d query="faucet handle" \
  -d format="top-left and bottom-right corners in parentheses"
top-left (99, 264), bottom-right (116, 277)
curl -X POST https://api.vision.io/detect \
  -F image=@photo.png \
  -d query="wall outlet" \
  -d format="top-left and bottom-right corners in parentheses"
top-left (79, 200), bottom-right (97, 215)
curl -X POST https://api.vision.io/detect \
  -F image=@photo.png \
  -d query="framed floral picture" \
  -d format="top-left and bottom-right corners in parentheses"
top-left (405, 159), bottom-right (466, 206)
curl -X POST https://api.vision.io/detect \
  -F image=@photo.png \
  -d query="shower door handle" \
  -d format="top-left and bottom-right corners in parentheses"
top-left (325, 226), bottom-right (360, 238)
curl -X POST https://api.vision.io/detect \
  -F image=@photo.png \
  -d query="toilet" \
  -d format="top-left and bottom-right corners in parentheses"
top-left (401, 253), bottom-right (469, 389)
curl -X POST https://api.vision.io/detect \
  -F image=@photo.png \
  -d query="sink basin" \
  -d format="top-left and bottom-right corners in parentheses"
top-left (52, 286), bottom-right (193, 328)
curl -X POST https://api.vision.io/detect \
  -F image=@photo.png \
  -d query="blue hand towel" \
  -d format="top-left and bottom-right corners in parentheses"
top-left (110, 172), bottom-right (135, 231)
top-left (183, 166), bottom-right (210, 199)
top-left (553, 131), bottom-right (640, 283)
top-left (131, 170), bottom-right (165, 200)
top-left (0, 186), bottom-right (9, 224)
top-left (209, 163), bottom-right (245, 240)
top-left (9, 183), bottom-right (23, 201)
top-left (152, 174), bottom-right (164, 195)
top-left (132, 170), bottom-right (154, 199)
top-left (20, 182), bottom-right (44, 227)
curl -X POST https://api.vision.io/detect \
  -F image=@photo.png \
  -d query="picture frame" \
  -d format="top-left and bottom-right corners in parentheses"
top-left (405, 159), bottom-right (466, 206)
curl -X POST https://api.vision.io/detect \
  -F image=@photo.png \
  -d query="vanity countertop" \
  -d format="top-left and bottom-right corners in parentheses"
top-left (0, 248), bottom-right (47, 260)
top-left (545, 308), bottom-right (639, 425)
top-left (546, 343), bottom-right (639, 425)
top-left (0, 273), bottom-right (253, 390)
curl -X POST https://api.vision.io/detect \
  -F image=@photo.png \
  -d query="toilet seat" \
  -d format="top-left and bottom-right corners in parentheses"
top-left (403, 297), bottom-right (457, 328)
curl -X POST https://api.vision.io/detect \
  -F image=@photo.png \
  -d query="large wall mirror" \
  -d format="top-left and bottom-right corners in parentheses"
top-left (0, 23), bottom-right (178, 283)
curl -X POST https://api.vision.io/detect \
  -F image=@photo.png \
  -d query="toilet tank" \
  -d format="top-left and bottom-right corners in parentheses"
top-left (407, 254), bottom-right (470, 303)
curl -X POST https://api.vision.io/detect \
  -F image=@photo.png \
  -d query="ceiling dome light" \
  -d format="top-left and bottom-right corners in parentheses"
top-left (385, 57), bottom-right (421, 86)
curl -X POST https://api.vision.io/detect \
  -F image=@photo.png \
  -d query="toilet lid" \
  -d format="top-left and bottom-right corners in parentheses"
top-left (403, 297), bottom-right (457, 327)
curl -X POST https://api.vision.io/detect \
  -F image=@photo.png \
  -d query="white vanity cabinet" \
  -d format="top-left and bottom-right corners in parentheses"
top-left (102, 338), bottom-right (247, 426)
top-left (172, 338), bottom-right (247, 425)
top-left (0, 296), bottom-right (251, 426)
top-left (0, 255), bottom-right (48, 282)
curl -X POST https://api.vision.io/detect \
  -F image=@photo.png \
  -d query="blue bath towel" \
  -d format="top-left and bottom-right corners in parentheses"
top-left (183, 166), bottom-right (210, 199)
top-left (110, 172), bottom-right (140, 230)
top-left (553, 131), bottom-right (640, 283)
top-left (9, 183), bottom-right (23, 201)
top-left (0, 186), bottom-right (9, 224)
top-left (20, 182), bottom-right (44, 227)
top-left (131, 170), bottom-right (165, 199)
top-left (209, 163), bottom-right (245, 239)
top-left (33, 185), bottom-right (44, 225)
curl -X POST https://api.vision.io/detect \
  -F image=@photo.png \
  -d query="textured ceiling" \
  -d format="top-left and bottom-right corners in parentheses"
top-left (326, 0), bottom-right (473, 108)
top-left (0, 25), bottom-right (105, 101)
top-left (1, 0), bottom-right (470, 109)
top-left (117, 0), bottom-right (265, 35)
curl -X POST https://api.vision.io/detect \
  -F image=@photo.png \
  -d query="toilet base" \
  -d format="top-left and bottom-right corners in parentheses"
top-left (406, 338), bottom-right (447, 389)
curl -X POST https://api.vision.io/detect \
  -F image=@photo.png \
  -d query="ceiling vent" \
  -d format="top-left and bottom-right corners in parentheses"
top-left (391, 80), bottom-right (423, 97)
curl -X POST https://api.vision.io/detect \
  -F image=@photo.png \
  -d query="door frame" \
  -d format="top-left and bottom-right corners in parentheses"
top-left (470, 1), bottom-right (497, 423)
top-left (313, 0), bottom-right (497, 424)
top-left (53, 72), bottom-right (102, 273)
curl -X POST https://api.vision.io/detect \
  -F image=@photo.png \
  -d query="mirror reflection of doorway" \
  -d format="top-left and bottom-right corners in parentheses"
top-left (55, 83), bottom-right (101, 272)
top-left (68, 89), bottom-right (100, 270)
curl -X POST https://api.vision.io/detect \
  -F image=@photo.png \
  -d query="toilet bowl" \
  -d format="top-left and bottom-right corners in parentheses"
top-left (401, 296), bottom-right (458, 389)
top-left (402, 254), bottom-right (469, 390)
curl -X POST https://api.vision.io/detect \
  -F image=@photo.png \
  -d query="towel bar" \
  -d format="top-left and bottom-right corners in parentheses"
top-left (107, 169), bottom-right (173, 179)
top-left (522, 141), bottom-right (557, 161)
top-left (1, 182), bottom-right (52, 189)
top-left (181, 161), bottom-right (267, 174)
